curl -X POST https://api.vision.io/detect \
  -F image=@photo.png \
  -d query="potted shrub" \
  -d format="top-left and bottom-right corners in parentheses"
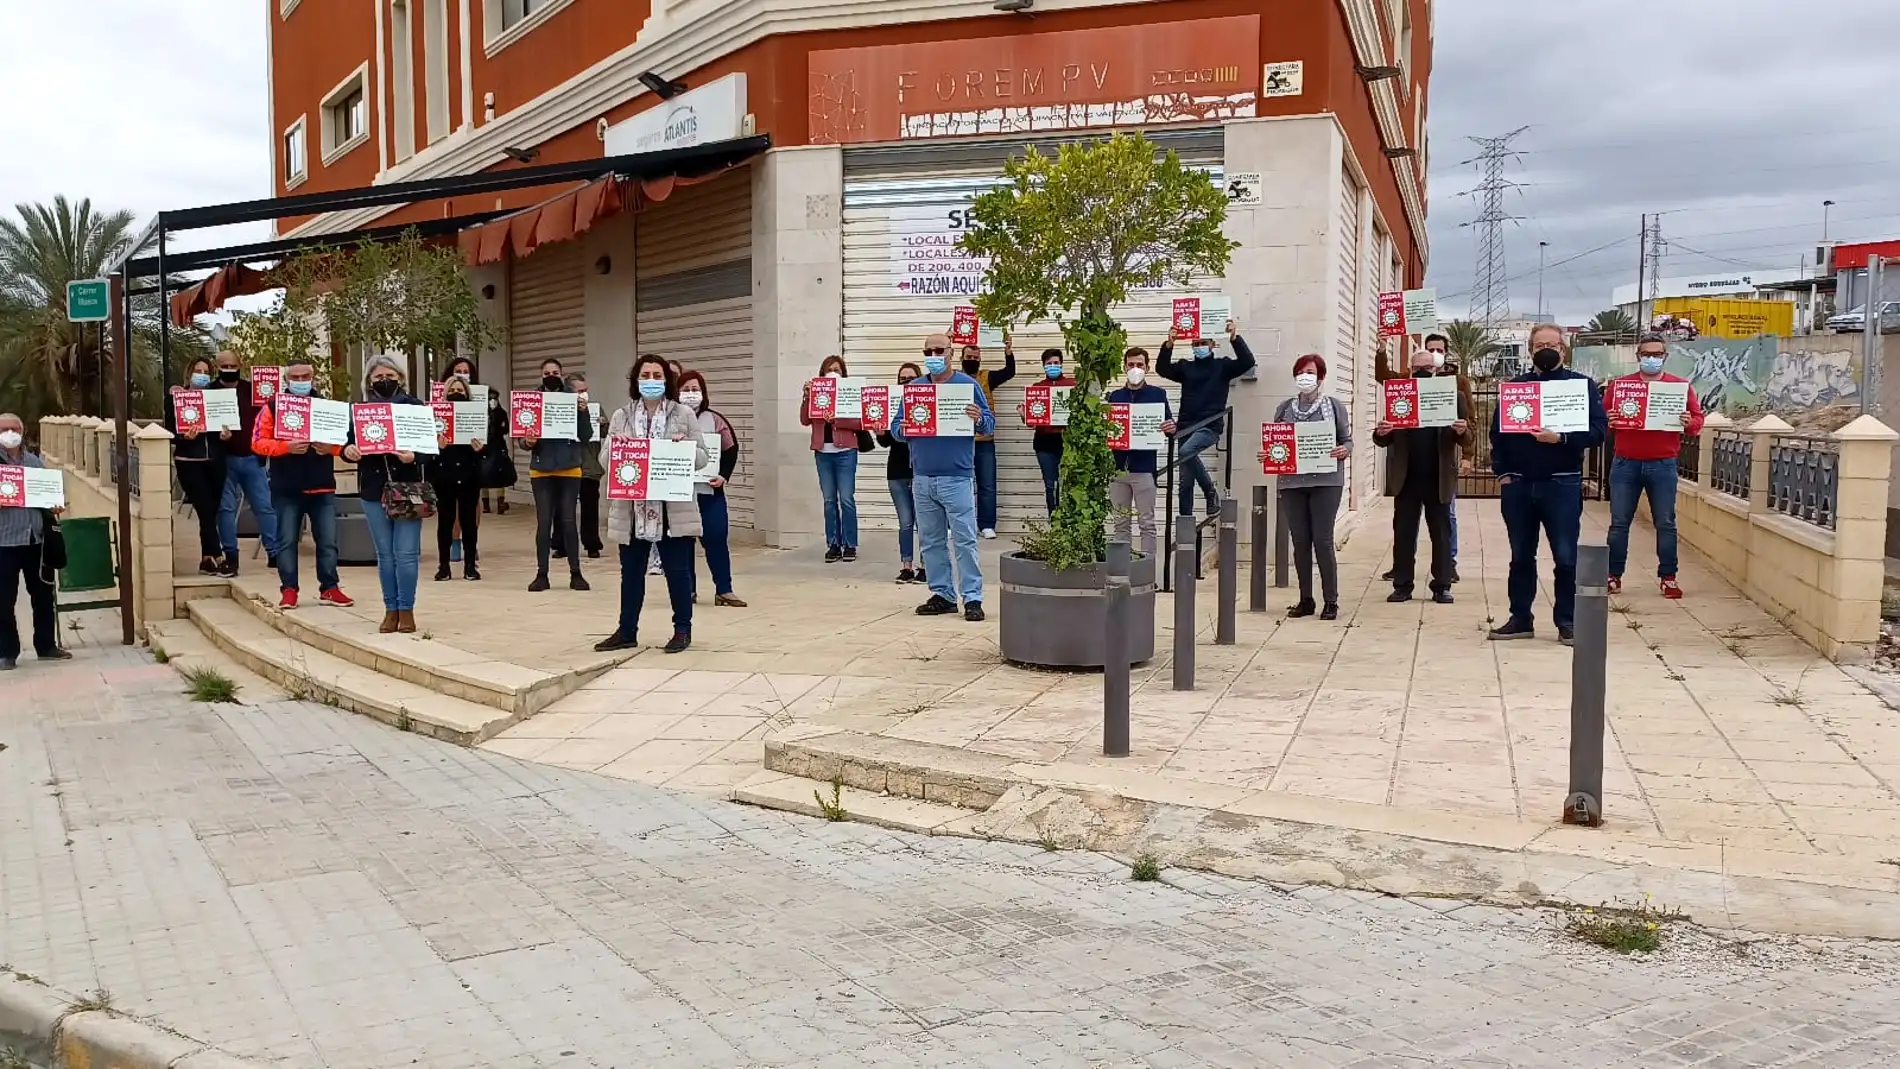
top-left (960, 133), bottom-right (1235, 668)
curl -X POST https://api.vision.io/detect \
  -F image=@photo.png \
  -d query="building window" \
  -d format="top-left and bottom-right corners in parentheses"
top-left (283, 117), bottom-right (308, 188)
top-left (498, 0), bottom-right (550, 30)
top-left (320, 65), bottom-right (371, 163)
top-left (484, 0), bottom-right (573, 56)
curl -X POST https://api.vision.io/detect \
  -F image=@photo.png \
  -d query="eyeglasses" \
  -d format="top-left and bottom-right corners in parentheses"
top-left (922, 348), bottom-right (947, 357)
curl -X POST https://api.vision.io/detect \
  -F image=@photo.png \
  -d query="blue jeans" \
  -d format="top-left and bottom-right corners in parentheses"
top-left (273, 492), bottom-right (339, 594)
top-left (1608, 457), bottom-right (1680, 580)
top-left (1449, 491), bottom-right (1460, 560)
top-left (1035, 450), bottom-right (1061, 515)
top-left (974, 441), bottom-right (999, 530)
top-left (221, 454), bottom-right (281, 559)
top-left (1175, 424), bottom-right (1222, 516)
top-left (888, 478), bottom-right (917, 562)
top-left (619, 537), bottom-right (694, 640)
top-left (359, 499), bottom-right (423, 611)
top-left (915, 474), bottom-right (983, 605)
top-left (814, 450), bottom-right (859, 549)
top-left (1500, 474), bottom-right (1583, 630)
top-left (693, 492), bottom-right (734, 597)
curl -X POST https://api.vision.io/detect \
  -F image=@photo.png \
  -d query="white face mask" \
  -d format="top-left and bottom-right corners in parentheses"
top-left (1430, 352), bottom-right (1446, 369)
top-left (824, 371), bottom-right (842, 380)
top-left (1125, 367), bottom-right (1147, 386)
top-left (679, 391), bottom-right (703, 409)
top-left (0, 431), bottom-right (20, 450)
top-left (1293, 372), bottom-right (1319, 393)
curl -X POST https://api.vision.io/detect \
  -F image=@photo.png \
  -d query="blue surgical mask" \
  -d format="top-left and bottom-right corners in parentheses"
top-left (1639, 356), bottom-right (1665, 376)
top-left (189, 373), bottom-right (211, 388)
top-left (1192, 345), bottom-right (1213, 360)
top-left (923, 356), bottom-right (947, 375)
top-left (1043, 365), bottom-right (1063, 379)
top-left (285, 380), bottom-right (313, 396)
top-left (638, 379), bottom-right (666, 400)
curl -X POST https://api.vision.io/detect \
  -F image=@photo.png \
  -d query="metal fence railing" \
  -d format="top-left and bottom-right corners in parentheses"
top-left (1677, 434), bottom-right (1701, 483)
top-left (1460, 385), bottom-right (1611, 500)
top-left (1767, 435), bottom-right (1839, 530)
top-left (1709, 431), bottom-right (1751, 500)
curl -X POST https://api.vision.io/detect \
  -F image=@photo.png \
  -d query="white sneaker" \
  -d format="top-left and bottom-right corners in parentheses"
top-left (981, 528), bottom-right (998, 540)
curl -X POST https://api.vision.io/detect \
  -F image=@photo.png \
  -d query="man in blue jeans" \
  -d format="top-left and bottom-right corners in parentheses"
top-left (1606, 333), bottom-right (1705, 598)
top-left (1156, 318), bottom-right (1256, 517)
top-left (212, 350), bottom-right (282, 575)
top-left (1488, 325), bottom-right (1606, 646)
top-left (893, 332), bottom-right (996, 621)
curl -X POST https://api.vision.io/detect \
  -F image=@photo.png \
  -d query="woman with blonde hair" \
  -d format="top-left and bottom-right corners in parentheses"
top-left (345, 354), bottom-right (433, 633)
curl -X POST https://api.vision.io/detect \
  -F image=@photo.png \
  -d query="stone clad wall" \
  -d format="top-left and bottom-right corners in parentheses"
top-left (35, 416), bottom-right (177, 638)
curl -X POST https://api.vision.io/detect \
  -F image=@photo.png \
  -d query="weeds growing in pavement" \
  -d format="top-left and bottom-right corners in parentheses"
top-left (151, 645), bottom-right (169, 664)
top-left (69, 988), bottom-right (114, 1013)
top-left (394, 708), bottom-right (415, 733)
top-left (1037, 828), bottom-right (1062, 852)
top-left (1130, 854), bottom-right (1163, 882)
top-left (1564, 895), bottom-right (1670, 955)
top-left (815, 777), bottom-right (847, 821)
top-left (181, 666), bottom-right (239, 704)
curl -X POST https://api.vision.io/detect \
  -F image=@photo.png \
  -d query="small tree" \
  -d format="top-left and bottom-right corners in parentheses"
top-left (959, 133), bottom-right (1235, 569)
top-left (325, 228), bottom-right (504, 375)
top-left (226, 252), bottom-right (332, 394)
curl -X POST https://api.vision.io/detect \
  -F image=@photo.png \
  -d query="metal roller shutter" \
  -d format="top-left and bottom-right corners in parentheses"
top-left (842, 129), bottom-right (1225, 536)
top-left (1357, 223), bottom-right (1387, 509)
top-left (508, 241), bottom-right (586, 391)
top-left (635, 169), bottom-right (756, 531)
top-left (1335, 168), bottom-right (1365, 506)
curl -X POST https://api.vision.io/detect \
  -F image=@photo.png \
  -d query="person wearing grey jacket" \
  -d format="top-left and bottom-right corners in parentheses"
top-left (520, 358), bottom-right (595, 592)
top-left (1266, 355), bottom-right (1354, 620)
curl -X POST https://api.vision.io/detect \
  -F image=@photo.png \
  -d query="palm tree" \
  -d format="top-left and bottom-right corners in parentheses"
top-left (0, 196), bottom-right (206, 430)
top-left (1586, 308), bottom-right (1637, 336)
top-left (1442, 319), bottom-right (1501, 368)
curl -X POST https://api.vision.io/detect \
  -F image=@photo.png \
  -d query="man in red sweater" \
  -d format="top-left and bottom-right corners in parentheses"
top-left (1607, 333), bottom-right (1706, 598)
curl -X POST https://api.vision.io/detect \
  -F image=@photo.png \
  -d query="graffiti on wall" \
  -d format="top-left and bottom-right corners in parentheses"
top-left (1571, 336), bottom-right (1860, 414)
top-left (1763, 346), bottom-right (1860, 408)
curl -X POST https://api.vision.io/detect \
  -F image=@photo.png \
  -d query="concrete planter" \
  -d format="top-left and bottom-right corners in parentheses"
top-left (997, 552), bottom-right (1156, 669)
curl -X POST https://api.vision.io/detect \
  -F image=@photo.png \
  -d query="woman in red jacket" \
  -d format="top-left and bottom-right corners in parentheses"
top-left (799, 355), bottom-right (866, 563)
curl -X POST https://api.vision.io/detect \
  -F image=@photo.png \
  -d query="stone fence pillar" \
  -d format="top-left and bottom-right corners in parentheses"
top-left (1826, 415), bottom-right (1899, 659)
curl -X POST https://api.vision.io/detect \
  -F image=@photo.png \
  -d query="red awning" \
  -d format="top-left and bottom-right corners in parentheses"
top-left (460, 175), bottom-right (628, 266)
top-left (169, 263), bottom-right (279, 327)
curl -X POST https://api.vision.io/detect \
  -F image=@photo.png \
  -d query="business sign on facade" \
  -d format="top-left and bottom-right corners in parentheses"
top-left (604, 73), bottom-right (747, 156)
top-left (808, 16), bottom-right (1261, 144)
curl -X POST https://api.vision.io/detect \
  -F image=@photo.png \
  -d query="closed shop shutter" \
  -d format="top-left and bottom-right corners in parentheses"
top-left (1357, 223), bottom-right (1388, 508)
top-left (635, 168), bottom-right (756, 530)
top-left (842, 128), bottom-right (1225, 535)
top-left (1335, 167), bottom-right (1364, 504)
top-left (508, 240), bottom-right (586, 391)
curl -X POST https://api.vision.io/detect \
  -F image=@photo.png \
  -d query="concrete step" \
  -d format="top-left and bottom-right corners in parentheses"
top-left (731, 771), bottom-right (974, 836)
top-left (146, 620), bottom-right (290, 705)
top-left (181, 599), bottom-right (516, 745)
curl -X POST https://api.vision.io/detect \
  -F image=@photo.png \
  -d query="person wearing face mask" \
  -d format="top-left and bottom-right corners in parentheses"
top-left (1156, 319), bottom-right (1257, 517)
top-left (800, 355), bottom-right (866, 563)
top-left (166, 357), bottom-right (234, 575)
top-left (0, 412), bottom-right (70, 671)
top-left (1607, 334), bottom-right (1704, 599)
top-left (960, 335), bottom-right (1015, 539)
top-left (593, 356), bottom-right (712, 654)
top-left (1015, 349), bottom-right (1075, 515)
top-left (520, 358), bottom-right (595, 593)
top-left (1106, 348), bottom-right (1175, 559)
top-left (676, 370), bottom-right (747, 608)
top-left (1265, 355), bottom-right (1354, 619)
top-left (880, 363), bottom-right (925, 584)
top-left (551, 373), bottom-right (605, 562)
top-left (343, 356), bottom-right (432, 633)
top-left (1489, 325), bottom-right (1607, 645)
top-left (892, 333), bottom-right (996, 621)
top-left (1372, 349), bottom-right (1471, 607)
top-left (211, 350), bottom-right (283, 577)
top-left (251, 358), bottom-right (354, 611)
top-left (431, 369), bottom-right (486, 582)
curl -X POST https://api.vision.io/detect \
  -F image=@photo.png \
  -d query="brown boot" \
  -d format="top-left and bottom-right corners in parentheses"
top-left (379, 611), bottom-right (398, 634)
top-left (396, 610), bottom-right (417, 634)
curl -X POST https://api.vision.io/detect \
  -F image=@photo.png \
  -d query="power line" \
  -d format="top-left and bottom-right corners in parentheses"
top-left (1461, 127), bottom-right (1529, 327)
top-left (1435, 234), bottom-right (1637, 304)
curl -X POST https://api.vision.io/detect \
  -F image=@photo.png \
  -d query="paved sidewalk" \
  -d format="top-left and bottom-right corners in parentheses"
top-left (5, 627), bottom-right (1900, 1067)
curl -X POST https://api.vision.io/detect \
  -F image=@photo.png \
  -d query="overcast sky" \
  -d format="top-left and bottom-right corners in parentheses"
top-left (2, 0), bottom-right (1896, 325)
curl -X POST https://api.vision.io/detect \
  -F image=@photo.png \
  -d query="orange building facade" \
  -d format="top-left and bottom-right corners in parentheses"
top-left (266, 0), bottom-right (1435, 546)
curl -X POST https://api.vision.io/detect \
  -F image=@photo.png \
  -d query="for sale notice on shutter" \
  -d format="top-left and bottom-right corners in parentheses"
top-left (1107, 403), bottom-right (1168, 451)
top-left (1022, 383), bottom-right (1072, 428)
top-left (1259, 421), bottom-right (1338, 476)
top-left (352, 404), bottom-right (398, 456)
top-left (173, 390), bottom-right (209, 435)
top-left (949, 306), bottom-right (979, 346)
top-left (900, 382), bottom-right (975, 437)
top-left (0, 466), bottom-right (64, 509)
top-left (390, 405), bottom-right (440, 454)
top-left (858, 385), bottom-right (893, 432)
top-left (273, 396), bottom-right (350, 445)
top-left (251, 367), bottom-right (282, 406)
top-left (1498, 379), bottom-right (1591, 434)
top-left (1383, 376), bottom-right (1459, 429)
top-left (1607, 379), bottom-right (1689, 432)
top-left (606, 438), bottom-right (696, 502)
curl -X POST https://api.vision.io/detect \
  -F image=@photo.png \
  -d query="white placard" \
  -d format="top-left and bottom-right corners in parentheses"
top-left (1541, 379), bottom-right (1592, 433)
top-left (1293, 420), bottom-right (1338, 474)
top-left (833, 377), bottom-right (868, 422)
top-left (1403, 288), bottom-right (1441, 336)
top-left (1642, 380), bottom-right (1689, 431)
top-left (541, 395), bottom-right (579, 440)
top-left (977, 325), bottom-right (1006, 350)
top-left (695, 432), bottom-right (722, 482)
top-left (200, 389), bottom-right (243, 432)
top-left (469, 384), bottom-right (490, 407)
top-left (0, 466), bottom-right (65, 509)
top-left (308, 399), bottom-right (352, 446)
top-left (454, 401), bottom-right (486, 445)
top-left (1198, 295), bottom-right (1233, 337)
top-left (391, 405), bottom-right (440, 454)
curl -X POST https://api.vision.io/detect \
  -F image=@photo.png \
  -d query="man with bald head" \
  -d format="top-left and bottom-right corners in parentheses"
top-left (891, 332), bottom-right (995, 621)
top-left (0, 413), bottom-right (70, 670)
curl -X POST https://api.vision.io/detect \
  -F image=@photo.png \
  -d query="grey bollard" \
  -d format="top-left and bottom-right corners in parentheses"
top-left (1173, 513), bottom-right (1196, 691)
top-left (1216, 498), bottom-right (1238, 644)
top-left (1273, 482), bottom-right (1291, 589)
top-left (1103, 540), bottom-right (1132, 757)
top-left (1249, 485), bottom-right (1269, 613)
top-left (1565, 542), bottom-right (1610, 827)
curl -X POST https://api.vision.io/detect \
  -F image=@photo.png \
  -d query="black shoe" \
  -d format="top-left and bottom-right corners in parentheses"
top-left (266, 554), bottom-right (279, 571)
top-left (465, 564), bottom-right (482, 581)
top-left (964, 601), bottom-right (985, 622)
top-left (824, 546), bottom-right (843, 563)
top-left (1559, 626), bottom-right (1575, 647)
top-left (1432, 591), bottom-right (1455, 605)
top-left (1387, 590), bottom-right (1413, 603)
top-left (664, 632), bottom-right (691, 654)
top-left (1489, 618), bottom-right (1535, 641)
top-left (217, 558), bottom-right (239, 578)
top-left (594, 631), bottom-right (637, 653)
top-left (528, 574), bottom-right (550, 593)
top-left (842, 547), bottom-right (857, 563)
top-left (1286, 600), bottom-right (1316, 619)
top-left (916, 595), bottom-right (958, 616)
top-left (587, 548), bottom-right (602, 559)
top-left (1450, 564), bottom-right (1461, 584)
top-left (198, 557), bottom-right (220, 576)
top-left (1319, 604), bottom-right (1339, 621)
top-left (0, 657), bottom-right (14, 671)
top-left (552, 549), bottom-right (568, 560)
top-left (1381, 569), bottom-right (1395, 582)
top-left (482, 498), bottom-right (492, 514)
top-left (915, 568), bottom-right (927, 584)
top-left (570, 574), bottom-right (590, 592)
top-left (38, 648), bottom-right (71, 661)
top-left (435, 564), bottom-right (452, 582)
top-left (896, 568), bottom-right (916, 584)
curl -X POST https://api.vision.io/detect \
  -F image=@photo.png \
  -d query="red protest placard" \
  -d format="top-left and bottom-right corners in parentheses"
top-left (1260, 422), bottom-right (1298, 475)
top-left (1606, 379), bottom-right (1649, 431)
top-left (606, 438), bottom-right (652, 501)
top-left (1170, 297), bottom-right (1201, 341)
top-left (429, 380), bottom-right (447, 403)
top-left (431, 402), bottom-right (456, 447)
top-left (901, 383), bottom-right (941, 437)
top-left (949, 306), bottom-right (979, 346)
top-left (273, 396), bottom-right (311, 441)
top-left (1498, 382), bottom-right (1542, 434)
top-left (0, 467), bottom-right (24, 508)
top-left (1023, 384), bottom-right (1071, 428)
top-left (805, 378), bottom-right (838, 422)
top-left (250, 367), bottom-right (282, 406)
top-left (509, 391), bottom-right (544, 438)
top-left (173, 390), bottom-right (208, 435)
top-left (1382, 378), bottom-right (1422, 429)
top-left (1106, 403), bottom-right (1133, 451)
top-left (352, 403), bottom-right (397, 455)
top-left (1378, 291), bottom-right (1407, 338)
top-left (859, 385), bottom-right (892, 432)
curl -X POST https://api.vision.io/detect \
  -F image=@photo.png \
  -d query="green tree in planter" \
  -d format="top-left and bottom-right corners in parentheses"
top-left (226, 252), bottom-right (332, 394)
top-left (324, 228), bottom-right (504, 385)
top-left (959, 133), bottom-right (1235, 570)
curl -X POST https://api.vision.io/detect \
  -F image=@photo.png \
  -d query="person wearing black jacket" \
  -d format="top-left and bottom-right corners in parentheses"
top-left (165, 357), bottom-right (232, 575)
top-left (1488, 325), bottom-right (1608, 646)
top-left (346, 355), bottom-right (431, 634)
top-left (1372, 349), bottom-right (1472, 606)
top-left (431, 372), bottom-right (485, 582)
top-left (676, 370), bottom-right (748, 607)
top-left (879, 363), bottom-right (924, 584)
top-left (1156, 318), bottom-right (1257, 517)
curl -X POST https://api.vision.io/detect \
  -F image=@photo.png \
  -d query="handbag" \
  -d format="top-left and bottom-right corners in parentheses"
top-left (378, 457), bottom-right (437, 520)
top-left (39, 511), bottom-right (67, 571)
top-left (856, 430), bottom-right (877, 453)
top-left (479, 446), bottom-right (518, 489)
